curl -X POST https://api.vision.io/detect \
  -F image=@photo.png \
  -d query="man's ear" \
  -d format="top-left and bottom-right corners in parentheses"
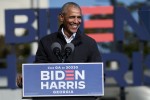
top-left (59, 14), bottom-right (64, 22)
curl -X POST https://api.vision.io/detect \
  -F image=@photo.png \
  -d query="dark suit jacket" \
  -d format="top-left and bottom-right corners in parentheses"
top-left (33, 26), bottom-right (102, 100)
top-left (35, 26), bottom-right (102, 63)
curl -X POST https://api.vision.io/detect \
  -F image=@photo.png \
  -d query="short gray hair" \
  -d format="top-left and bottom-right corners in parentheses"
top-left (60, 2), bottom-right (81, 15)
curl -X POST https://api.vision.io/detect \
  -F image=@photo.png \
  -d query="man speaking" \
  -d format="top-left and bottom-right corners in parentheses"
top-left (17, 2), bottom-right (102, 100)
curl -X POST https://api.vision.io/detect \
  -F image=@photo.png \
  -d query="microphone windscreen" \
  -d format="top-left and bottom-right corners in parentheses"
top-left (64, 43), bottom-right (74, 52)
top-left (51, 42), bottom-right (61, 51)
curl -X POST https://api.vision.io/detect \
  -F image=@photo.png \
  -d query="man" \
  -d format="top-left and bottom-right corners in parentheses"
top-left (34, 2), bottom-right (102, 63)
top-left (17, 2), bottom-right (102, 100)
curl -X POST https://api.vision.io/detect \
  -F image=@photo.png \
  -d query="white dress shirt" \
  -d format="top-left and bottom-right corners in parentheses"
top-left (61, 28), bottom-right (76, 43)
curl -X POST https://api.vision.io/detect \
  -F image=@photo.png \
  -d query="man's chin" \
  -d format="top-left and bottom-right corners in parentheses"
top-left (71, 29), bottom-right (78, 33)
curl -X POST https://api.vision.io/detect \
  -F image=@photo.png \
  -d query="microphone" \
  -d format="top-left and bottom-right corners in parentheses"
top-left (62, 43), bottom-right (74, 63)
top-left (51, 42), bottom-right (62, 62)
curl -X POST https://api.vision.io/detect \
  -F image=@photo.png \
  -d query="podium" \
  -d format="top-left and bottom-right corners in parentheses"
top-left (22, 63), bottom-right (104, 98)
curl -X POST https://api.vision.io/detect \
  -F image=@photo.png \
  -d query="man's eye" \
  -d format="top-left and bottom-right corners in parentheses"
top-left (69, 16), bottom-right (75, 19)
top-left (78, 17), bottom-right (82, 19)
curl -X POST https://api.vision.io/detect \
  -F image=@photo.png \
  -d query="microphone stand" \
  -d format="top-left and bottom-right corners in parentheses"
top-left (61, 54), bottom-right (68, 63)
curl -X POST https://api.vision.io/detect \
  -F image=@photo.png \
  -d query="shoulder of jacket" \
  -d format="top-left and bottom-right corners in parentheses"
top-left (40, 32), bottom-right (58, 41)
top-left (81, 33), bottom-right (96, 43)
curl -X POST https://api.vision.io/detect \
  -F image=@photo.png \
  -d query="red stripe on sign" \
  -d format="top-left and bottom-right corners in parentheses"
top-left (66, 74), bottom-right (74, 77)
top-left (84, 19), bottom-right (113, 28)
top-left (65, 77), bottom-right (74, 80)
top-left (87, 33), bottom-right (114, 42)
top-left (81, 6), bottom-right (114, 15)
top-left (65, 70), bottom-right (74, 73)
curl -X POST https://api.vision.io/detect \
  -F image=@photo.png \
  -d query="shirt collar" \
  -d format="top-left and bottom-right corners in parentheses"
top-left (61, 28), bottom-right (76, 43)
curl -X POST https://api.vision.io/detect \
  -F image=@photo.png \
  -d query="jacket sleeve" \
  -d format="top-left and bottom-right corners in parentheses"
top-left (34, 40), bottom-right (49, 63)
top-left (88, 40), bottom-right (102, 62)
top-left (88, 39), bottom-right (105, 82)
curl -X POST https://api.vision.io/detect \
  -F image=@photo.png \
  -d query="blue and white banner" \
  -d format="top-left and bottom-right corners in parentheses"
top-left (22, 63), bottom-right (104, 97)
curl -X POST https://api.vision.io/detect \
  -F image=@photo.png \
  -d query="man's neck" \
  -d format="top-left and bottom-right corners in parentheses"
top-left (61, 28), bottom-right (76, 43)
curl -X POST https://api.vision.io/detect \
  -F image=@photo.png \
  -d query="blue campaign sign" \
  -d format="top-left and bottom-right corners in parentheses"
top-left (22, 63), bottom-right (104, 97)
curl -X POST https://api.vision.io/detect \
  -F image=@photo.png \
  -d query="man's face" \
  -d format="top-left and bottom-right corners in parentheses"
top-left (60, 6), bottom-right (82, 37)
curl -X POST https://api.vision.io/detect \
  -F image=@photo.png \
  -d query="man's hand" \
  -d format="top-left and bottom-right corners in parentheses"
top-left (16, 74), bottom-right (22, 88)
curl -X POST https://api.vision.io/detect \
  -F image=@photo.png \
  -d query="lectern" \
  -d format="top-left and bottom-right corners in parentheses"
top-left (22, 63), bottom-right (104, 98)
